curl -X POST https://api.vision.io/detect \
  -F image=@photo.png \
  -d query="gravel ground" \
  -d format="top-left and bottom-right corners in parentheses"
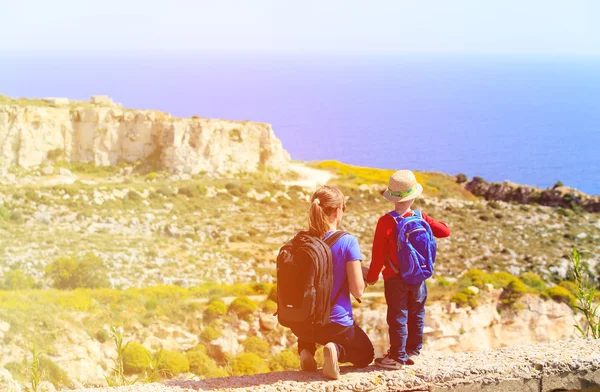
top-left (72, 339), bottom-right (600, 392)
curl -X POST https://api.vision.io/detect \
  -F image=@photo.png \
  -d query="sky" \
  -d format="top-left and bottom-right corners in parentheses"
top-left (1, 0), bottom-right (599, 55)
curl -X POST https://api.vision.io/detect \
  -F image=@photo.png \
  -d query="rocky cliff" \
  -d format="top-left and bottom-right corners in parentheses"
top-left (0, 96), bottom-right (290, 174)
top-left (460, 176), bottom-right (600, 212)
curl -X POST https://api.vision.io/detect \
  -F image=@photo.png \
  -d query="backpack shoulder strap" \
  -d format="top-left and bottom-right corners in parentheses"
top-left (387, 211), bottom-right (402, 223)
top-left (323, 231), bottom-right (348, 248)
top-left (412, 210), bottom-right (422, 219)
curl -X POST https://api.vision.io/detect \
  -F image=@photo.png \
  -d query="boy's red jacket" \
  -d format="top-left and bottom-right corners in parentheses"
top-left (366, 210), bottom-right (450, 282)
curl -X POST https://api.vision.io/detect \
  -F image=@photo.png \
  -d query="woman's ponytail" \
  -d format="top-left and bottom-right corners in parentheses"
top-left (308, 186), bottom-right (345, 238)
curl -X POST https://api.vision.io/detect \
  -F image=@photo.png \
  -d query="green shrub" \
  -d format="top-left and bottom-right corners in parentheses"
top-left (159, 350), bottom-right (189, 377)
top-left (122, 342), bottom-right (152, 374)
top-left (228, 296), bottom-right (258, 321)
top-left (39, 357), bottom-right (70, 388)
top-left (242, 336), bottom-right (270, 359)
top-left (178, 184), bottom-right (206, 198)
top-left (261, 299), bottom-right (277, 314)
top-left (10, 211), bottom-right (23, 222)
top-left (435, 277), bottom-right (452, 287)
top-left (249, 282), bottom-right (272, 295)
top-left (488, 200), bottom-right (501, 210)
top-left (269, 350), bottom-right (300, 371)
top-left (203, 299), bottom-right (227, 322)
top-left (267, 286), bottom-right (278, 302)
top-left (155, 187), bottom-right (175, 197)
top-left (545, 286), bottom-right (576, 307)
top-left (0, 204), bottom-right (9, 221)
top-left (224, 183), bottom-right (250, 197)
top-left (460, 269), bottom-right (492, 289)
top-left (45, 253), bottom-right (109, 289)
top-left (455, 173), bottom-right (468, 183)
top-left (0, 269), bottom-right (35, 290)
top-left (559, 281), bottom-right (578, 296)
top-left (520, 272), bottom-right (547, 291)
top-left (144, 298), bottom-right (159, 311)
top-left (201, 325), bottom-right (222, 342)
top-left (95, 329), bottom-right (110, 343)
top-left (125, 191), bottom-right (143, 201)
top-left (146, 172), bottom-right (158, 181)
top-left (491, 272), bottom-right (518, 289)
top-left (230, 353), bottom-right (269, 376)
top-left (500, 279), bottom-right (528, 306)
top-left (186, 350), bottom-right (227, 378)
top-left (450, 292), bottom-right (469, 306)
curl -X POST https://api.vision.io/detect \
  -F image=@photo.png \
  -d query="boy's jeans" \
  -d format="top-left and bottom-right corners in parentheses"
top-left (384, 275), bottom-right (428, 362)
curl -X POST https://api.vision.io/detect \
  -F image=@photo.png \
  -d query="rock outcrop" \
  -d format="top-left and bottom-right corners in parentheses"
top-left (460, 176), bottom-right (600, 212)
top-left (0, 96), bottom-right (290, 175)
top-left (359, 292), bottom-right (579, 358)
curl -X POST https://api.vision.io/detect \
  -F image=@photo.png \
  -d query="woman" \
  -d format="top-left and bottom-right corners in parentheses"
top-left (291, 185), bottom-right (374, 380)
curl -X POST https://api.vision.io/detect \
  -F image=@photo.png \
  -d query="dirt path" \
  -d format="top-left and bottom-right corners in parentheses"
top-left (284, 163), bottom-right (334, 189)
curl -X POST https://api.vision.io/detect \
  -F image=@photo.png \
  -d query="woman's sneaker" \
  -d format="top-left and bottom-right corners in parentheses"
top-left (375, 352), bottom-right (414, 369)
top-left (300, 349), bottom-right (317, 371)
top-left (322, 343), bottom-right (340, 380)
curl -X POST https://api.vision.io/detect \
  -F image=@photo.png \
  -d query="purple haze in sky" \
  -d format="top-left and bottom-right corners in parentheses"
top-left (1, 52), bottom-right (599, 194)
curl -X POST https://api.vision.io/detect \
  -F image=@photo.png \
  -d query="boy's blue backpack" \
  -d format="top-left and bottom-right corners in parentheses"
top-left (386, 210), bottom-right (436, 284)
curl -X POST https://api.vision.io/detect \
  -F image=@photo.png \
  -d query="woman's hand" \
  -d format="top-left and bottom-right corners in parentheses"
top-left (347, 260), bottom-right (365, 299)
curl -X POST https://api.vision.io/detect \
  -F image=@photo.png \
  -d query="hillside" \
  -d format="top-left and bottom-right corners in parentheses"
top-left (0, 159), bottom-right (598, 389)
top-left (0, 96), bottom-right (598, 390)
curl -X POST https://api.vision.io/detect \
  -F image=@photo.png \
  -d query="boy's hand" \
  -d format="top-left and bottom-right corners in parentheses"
top-left (361, 265), bottom-right (369, 279)
top-left (361, 265), bottom-right (376, 286)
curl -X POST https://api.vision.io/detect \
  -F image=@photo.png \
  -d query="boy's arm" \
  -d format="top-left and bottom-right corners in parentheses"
top-left (366, 217), bottom-right (386, 283)
top-left (422, 212), bottom-right (450, 238)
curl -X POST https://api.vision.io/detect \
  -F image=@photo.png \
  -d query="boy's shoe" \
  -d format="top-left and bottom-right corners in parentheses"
top-left (300, 349), bottom-right (317, 371)
top-left (322, 342), bottom-right (340, 380)
top-left (375, 352), bottom-right (414, 369)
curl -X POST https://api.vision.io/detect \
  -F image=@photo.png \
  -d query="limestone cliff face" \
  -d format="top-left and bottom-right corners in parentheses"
top-left (359, 292), bottom-right (579, 356)
top-left (0, 97), bottom-right (290, 174)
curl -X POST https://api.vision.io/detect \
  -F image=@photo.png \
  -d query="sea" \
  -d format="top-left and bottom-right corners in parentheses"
top-left (1, 52), bottom-right (599, 195)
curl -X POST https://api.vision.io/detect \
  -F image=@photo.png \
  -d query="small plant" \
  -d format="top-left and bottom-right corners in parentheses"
top-left (187, 349), bottom-right (227, 378)
top-left (229, 353), bottom-right (269, 376)
top-left (122, 342), bottom-right (152, 374)
top-left (144, 348), bottom-right (165, 382)
top-left (570, 249), bottom-right (600, 338)
top-left (203, 299), bottom-right (227, 322)
top-left (520, 272), bottom-right (547, 291)
top-left (23, 343), bottom-right (52, 392)
top-left (45, 253), bottom-right (109, 290)
top-left (106, 326), bottom-right (138, 386)
top-left (242, 336), bottom-right (270, 359)
top-left (455, 173), bottom-right (468, 184)
top-left (268, 350), bottom-right (300, 371)
top-left (158, 350), bottom-right (189, 377)
top-left (228, 296), bottom-right (258, 321)
top-left (500, 279), bottom-right (528, 306)
top-left (200, 325), bottom-right (222, 342)
top-left (95, 329), bottom-right (110, 343)
top-left (545, 286), bottom-right (576, 307)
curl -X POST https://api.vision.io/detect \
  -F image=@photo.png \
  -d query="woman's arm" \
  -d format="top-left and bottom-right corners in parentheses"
top-left (347, 260), bottom-right (366, 299)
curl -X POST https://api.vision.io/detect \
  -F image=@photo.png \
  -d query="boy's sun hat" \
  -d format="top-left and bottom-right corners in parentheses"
top-left (383, 170), bottom-right (423, 202)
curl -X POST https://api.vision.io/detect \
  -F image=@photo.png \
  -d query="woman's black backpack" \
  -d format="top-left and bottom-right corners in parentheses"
top-left (275, 231), bottom-right (348, 329)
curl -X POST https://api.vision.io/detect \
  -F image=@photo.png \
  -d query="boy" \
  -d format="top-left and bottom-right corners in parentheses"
top-left (365, 170), bottom-right (450, 368)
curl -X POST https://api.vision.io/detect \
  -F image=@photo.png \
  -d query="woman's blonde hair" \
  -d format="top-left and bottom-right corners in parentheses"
top-left (308, 185), bottom-right (345, 238)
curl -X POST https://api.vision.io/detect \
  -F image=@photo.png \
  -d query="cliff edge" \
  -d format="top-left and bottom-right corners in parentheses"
top-left (70, 339), bottom-right (600, 392)
top-left (0, 95), bottom-right (290, 175)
